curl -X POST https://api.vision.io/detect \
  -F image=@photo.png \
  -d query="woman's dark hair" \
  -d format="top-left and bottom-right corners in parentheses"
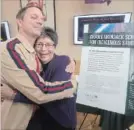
top-left (36, 27), bottom-right (58, 47)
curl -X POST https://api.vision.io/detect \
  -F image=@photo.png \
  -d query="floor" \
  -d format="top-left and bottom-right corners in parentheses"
top-left (76, 112), bottom-right (101, 130)
top-left (76, 112), bottom-right (134, 130)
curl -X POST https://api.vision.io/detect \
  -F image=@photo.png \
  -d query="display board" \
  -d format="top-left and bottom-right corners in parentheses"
top-left (76, 23), bottom-right (134, 116)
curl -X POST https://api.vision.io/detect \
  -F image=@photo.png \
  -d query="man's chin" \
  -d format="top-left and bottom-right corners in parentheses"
top-left (33, 32), bottom-right (41, 37)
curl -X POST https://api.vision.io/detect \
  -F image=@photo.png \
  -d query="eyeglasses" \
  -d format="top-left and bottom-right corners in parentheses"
top-left (35, 43), bottom-right (54, 49)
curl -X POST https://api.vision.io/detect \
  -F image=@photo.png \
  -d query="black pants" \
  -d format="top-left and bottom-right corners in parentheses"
top-left (27, 108), bottom-right (75, 130)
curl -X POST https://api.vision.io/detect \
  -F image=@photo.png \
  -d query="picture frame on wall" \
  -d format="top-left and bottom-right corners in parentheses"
top-left (73, 12), bottom-right (132, 45)
top-left (1, 21), bottom-right (11, 42)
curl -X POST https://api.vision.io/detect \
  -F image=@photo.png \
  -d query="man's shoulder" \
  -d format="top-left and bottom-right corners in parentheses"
top-left (2, 37), bottom-right (17, 43)
top-left (0, 37), bottom-right (17, 52)
top-left (1, 37), bottom-right (20, 47)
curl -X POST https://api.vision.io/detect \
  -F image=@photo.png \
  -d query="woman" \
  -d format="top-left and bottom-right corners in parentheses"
top-left (27, 27), bottom-right (77, 130)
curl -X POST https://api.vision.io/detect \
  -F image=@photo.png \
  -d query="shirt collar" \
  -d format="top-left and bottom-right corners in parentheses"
top-left (16, 34), bottom-right (36, 54)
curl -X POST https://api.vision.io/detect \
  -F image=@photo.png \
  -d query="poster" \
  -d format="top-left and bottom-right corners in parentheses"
top-left (74, 13), bottom-right (131, 44)
top-left (76, 23), bottom-right (134, 115)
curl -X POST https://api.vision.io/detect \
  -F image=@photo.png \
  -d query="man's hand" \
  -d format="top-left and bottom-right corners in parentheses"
top-left (66, 57), bottom-right (76, 73)
top-left (1, 83), bottom-right (15, 101)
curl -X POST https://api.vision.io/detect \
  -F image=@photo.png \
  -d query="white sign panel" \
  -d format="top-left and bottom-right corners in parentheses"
top-left (77, 47), bottom-right (130, 114)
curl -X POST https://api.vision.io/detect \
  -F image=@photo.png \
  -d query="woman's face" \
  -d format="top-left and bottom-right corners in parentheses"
top-left (35, 36), bottom-right (55, 64)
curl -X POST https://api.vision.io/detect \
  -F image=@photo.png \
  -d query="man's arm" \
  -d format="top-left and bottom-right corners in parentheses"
top-left (1, 39), bottom-right (74, 104)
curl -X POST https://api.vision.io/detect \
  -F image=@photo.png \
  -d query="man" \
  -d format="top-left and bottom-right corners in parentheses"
top-left (1, 6), bottom-right (75, 130)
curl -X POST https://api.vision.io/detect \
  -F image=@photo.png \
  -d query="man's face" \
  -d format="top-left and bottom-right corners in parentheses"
top-left (17, 7), bottom-right (45, 37)
top-left (35, 37), bottom-right (55, 64)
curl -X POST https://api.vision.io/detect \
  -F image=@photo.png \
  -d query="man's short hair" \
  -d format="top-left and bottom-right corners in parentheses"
top-left (39, 27), bottom-right (58, 47)
top-left (16, 6), bottom-right (44, 20)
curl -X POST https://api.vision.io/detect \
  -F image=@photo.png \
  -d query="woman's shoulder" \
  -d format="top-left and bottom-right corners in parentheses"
top-left (55, 54), bottom-right (69, 62)
top-left (53, 54), bottom-right (70, 68)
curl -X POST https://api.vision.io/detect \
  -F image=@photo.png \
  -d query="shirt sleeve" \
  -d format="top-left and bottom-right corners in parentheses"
top-left (50, 56), bottom-right (71, 82)
top-left (1, 39), bottom-right (74, 104)
top-left (50, 56), bottom-right (77, 93)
